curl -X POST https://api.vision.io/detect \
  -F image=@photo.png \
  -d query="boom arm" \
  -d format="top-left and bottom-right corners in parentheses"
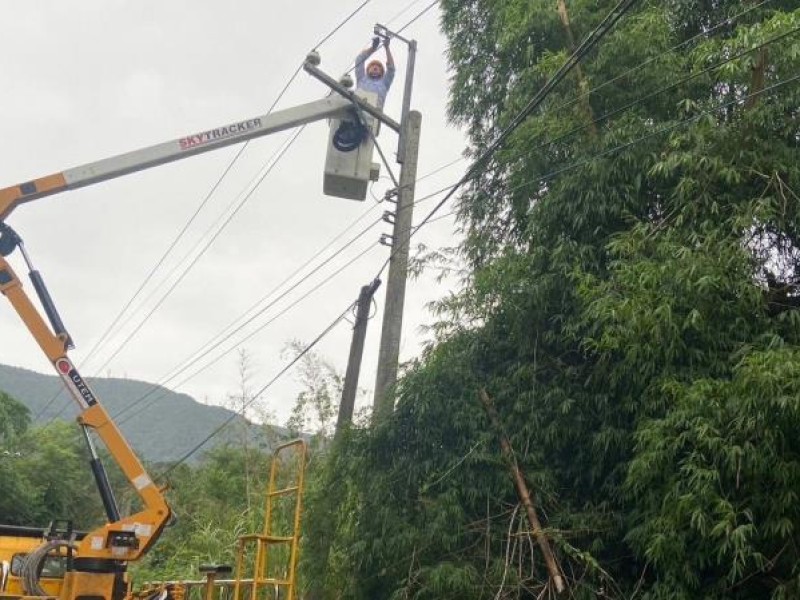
top-left (0, 94), bottom-right (353, 221)
top-left (0, 90), bottom-right (362, 562)
top-left (0, 254), bottom-right (167, 560)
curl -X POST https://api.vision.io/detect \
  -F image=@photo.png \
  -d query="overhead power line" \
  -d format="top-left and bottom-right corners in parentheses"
top-left (103, 181), bottom-right (462, 426)
top-left (397, 0), bottom-right (439, 32)
top-left (412, 25), bottom-right (800, 231)
top-left (372, 0), bottom-right (642, 279)
top-left (473, 24), bottom-right (800, 196)
top-left (42, 0), bottom-right (380, 422)
top-left (314, 0), bottom-right (374, 49)
top-left (146, 1), bottom-right (796, 455)
top-left (396, 0), bottom-right (777, 198)
top-left (467, 0), bottom-right (642, 173)
top-left (502, 73), bottom-right (800, 199)
top-left (156, 296), bottom-right (357, 477)
top-left (105, 208), bottom-right (385, 427)
top-left (89, 0), bottom-right (379, 374)
top-left (83, 0), bottom-right (449, 426)
top-left (92, 128), bottom-right (306, 374)
top-left (155, 209), bottom-right (383, 381)
top-left (47, 127), bottom-right (307, 423)
top-left (386, 0), bottom-right (428, 27)
top-left (414, 73), bottom-right (799, 236)
top-left (397, 0), bottom-right (791, 251)
top-left (80, 146), bottom-right (251, 375)
top-left (113, 239), bottom-right (382, 424)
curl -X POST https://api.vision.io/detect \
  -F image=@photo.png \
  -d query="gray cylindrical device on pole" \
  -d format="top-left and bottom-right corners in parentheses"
top-left (372, 110), bottom-right (422, 424)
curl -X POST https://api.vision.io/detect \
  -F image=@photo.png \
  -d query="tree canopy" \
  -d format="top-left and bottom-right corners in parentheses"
top-left (300, 1), bottom-right (800, 598)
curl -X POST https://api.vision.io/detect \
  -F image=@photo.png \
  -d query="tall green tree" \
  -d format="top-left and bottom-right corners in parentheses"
top-left (284, 341), bottom-right (342, 442)
top-left (136, 445), bottom-right (272, 581)
top-left (0, 389), bottom-right (29, 444)
top-left (301, 1), bottom-right (800, 598)
top-left (0, 390), bottom-right (36, 524)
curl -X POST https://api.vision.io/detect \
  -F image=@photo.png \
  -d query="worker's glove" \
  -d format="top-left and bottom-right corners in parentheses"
top-left (371, 36), bottom-right (380, 51)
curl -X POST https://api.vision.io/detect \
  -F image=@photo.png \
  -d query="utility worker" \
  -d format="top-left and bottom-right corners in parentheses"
top-left (355, 36), bottom-right (395, 109)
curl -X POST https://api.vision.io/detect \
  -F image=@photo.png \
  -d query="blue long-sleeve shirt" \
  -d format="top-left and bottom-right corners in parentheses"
top-left (354, 49), bottom-right (395, 108)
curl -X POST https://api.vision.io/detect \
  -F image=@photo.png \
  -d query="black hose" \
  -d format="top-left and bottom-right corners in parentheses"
top-left (332, 120), bottom-right (368, 152)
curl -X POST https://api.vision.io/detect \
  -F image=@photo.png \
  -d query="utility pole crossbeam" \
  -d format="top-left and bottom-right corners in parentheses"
top-left (372, 111), bottom-right (422, 424)
top-left (335, 279), bottom-right (381, 438)
top-left (303, 63), bottom-right (401, 134)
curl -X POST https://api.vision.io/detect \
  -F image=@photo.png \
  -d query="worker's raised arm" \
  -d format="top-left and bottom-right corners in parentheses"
top-left (383, 38), bottom-right (396, 89)
top-left (384, 38), bottom-right (395, 70)
top-left (355, 37), bottom-right (380, 85)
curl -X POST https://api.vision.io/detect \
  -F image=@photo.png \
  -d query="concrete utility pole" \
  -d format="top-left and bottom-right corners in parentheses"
top-left (335, 278), bottom-right (380, 438)
top-left (373, 110), bottom-right (422, 424)
top-left (305, 24), bottom-right (421, 426)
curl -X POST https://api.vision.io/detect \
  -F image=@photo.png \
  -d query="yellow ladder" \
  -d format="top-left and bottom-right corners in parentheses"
top-left (233, 439), bottom-right (307, 600)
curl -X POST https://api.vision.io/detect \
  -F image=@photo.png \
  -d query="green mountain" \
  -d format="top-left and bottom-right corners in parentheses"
top-left (0, 363), bottom-right (284, 463)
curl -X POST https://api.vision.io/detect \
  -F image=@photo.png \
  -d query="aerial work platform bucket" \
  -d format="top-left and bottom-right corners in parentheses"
top-left (323, 91), bottom-right (381, 201)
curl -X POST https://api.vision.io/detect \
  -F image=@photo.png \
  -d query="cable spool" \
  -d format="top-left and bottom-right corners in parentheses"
top-left (21, 539), bottom-right (76, 596)
top-left (332, 120), bottom-right (368, 152)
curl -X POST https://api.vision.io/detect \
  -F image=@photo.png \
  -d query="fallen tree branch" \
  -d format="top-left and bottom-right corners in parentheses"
top-left (478, 387), bottom-right (566, 595)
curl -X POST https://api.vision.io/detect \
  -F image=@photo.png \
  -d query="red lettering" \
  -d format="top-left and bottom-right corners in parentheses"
top-left (180, 135), bottom-right (206, 149)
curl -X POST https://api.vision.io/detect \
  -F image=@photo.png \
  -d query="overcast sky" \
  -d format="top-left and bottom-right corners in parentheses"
top-left (0, 1), bottom-right (467, 430)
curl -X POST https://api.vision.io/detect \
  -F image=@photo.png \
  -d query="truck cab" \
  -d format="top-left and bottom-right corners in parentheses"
top-left (0, 524), bottom-right (84, 598)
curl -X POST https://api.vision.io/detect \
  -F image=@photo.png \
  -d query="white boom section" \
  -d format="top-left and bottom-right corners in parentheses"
top-left (0, 95), bottom-right (354, 220)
